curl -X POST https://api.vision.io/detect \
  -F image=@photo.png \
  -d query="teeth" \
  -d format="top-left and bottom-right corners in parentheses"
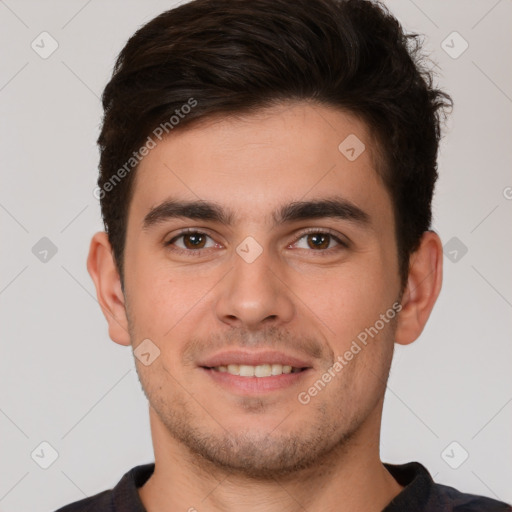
top-left (239, 364), bottom-right (255, 377)
top-left (271, 363), bottom-right (282, 375)
top-left (227, 364), bottom-right (239, 375)
top-left (255, 364), bottom-right (271, 377)
top-left (212, 363), bottom-right (302, 377)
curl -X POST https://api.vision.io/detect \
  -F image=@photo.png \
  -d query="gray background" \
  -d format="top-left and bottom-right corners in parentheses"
top-left (0, 1), bottom-right (511, 510)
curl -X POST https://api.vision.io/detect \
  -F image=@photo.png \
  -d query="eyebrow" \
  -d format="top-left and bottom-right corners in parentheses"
top-left (142, 196), bottom-right (371, 230)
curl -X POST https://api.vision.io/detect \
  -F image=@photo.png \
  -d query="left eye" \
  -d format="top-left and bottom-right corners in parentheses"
top-left (293, 232), bottom-right (344, 250)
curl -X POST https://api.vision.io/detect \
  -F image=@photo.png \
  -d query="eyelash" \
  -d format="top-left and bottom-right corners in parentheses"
top-left (164, 228), bottom-right (348, 256)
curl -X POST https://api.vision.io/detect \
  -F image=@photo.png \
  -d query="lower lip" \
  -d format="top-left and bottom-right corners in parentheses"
top-left (201, 367), bottom-right (311, 394)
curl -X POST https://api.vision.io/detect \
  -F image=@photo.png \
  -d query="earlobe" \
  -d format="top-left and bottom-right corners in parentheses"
top-left (395, 230), bottom-right (443, 346)
top-left (86, 231), bottom-right (131, 346)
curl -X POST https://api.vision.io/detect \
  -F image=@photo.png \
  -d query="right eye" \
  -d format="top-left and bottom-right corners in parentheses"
top-left (165, 230), bottom-right (221, 254)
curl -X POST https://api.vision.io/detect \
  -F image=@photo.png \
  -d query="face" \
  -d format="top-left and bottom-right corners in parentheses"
top-left (122, 102), bottom-right (403, 478)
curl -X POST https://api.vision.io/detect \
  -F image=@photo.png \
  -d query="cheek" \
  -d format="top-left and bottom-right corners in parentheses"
top-left (125, 253), bottom-right (221, 347)
top-left (291, 257), bottom-right (393, 343)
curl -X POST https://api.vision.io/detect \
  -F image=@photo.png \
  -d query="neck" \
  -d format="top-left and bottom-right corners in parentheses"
top-left (138, 404), bottom-right (403, 512)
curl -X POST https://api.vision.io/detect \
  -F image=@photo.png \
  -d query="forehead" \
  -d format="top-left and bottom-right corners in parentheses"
top-left (129, 101), bottom-right (392, 228)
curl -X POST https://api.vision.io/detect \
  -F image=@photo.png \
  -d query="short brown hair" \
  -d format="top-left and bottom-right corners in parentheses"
top-left (97, 0), bottom-right (452, 287)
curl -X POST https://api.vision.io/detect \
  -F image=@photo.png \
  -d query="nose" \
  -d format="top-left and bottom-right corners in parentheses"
top-left (214, 246), bottom-right (295, 330)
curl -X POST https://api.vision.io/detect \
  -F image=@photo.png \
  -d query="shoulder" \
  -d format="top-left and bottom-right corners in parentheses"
top-left (383, 461), bottom-right (511, 512)
top-left (52, 463), bottom-right (154, 512)
top-left (53, 490), bottom-right (112, 512)
top-left (427, 482), bottom-right (512, 512)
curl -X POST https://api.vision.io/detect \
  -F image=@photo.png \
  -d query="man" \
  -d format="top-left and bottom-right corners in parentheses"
top-left (56, 0), bottom-right (511, 510)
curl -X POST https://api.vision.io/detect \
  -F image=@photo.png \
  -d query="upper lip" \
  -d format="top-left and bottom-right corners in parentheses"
top-left (198, 350), bottom-right (313, 369)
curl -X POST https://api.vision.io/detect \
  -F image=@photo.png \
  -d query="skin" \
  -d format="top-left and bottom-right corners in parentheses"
top-left (87, 101), bottom-right (443, 512)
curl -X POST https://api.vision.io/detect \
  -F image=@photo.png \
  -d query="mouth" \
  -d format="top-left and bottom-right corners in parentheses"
top-left (203, 363), bottom-right (307, 377)
top-left (198, 350), bottom-right (313, 394)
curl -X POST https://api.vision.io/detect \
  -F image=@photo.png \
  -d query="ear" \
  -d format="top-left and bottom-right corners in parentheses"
top-left (395, 230), bottom-right (443, 346)
top-left (86, 231), bottom-right (131, 346)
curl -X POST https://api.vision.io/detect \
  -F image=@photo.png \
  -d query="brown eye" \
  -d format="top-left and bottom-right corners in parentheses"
top-left (306, 233), bottom-right (331, 250)
top-left (291, 231), bottom-right (347, 252)
top-left (166, 231), bottom-right (216, 251)
top-left (182, 233), bottom-right (207, 249)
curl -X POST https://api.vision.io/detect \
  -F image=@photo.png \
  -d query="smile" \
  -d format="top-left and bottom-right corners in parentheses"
top-left (208, 363), bottom-right (305, 377)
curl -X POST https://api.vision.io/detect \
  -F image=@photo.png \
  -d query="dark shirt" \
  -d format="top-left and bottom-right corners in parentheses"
top-left (54, 461), bottom-right (512, 511)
